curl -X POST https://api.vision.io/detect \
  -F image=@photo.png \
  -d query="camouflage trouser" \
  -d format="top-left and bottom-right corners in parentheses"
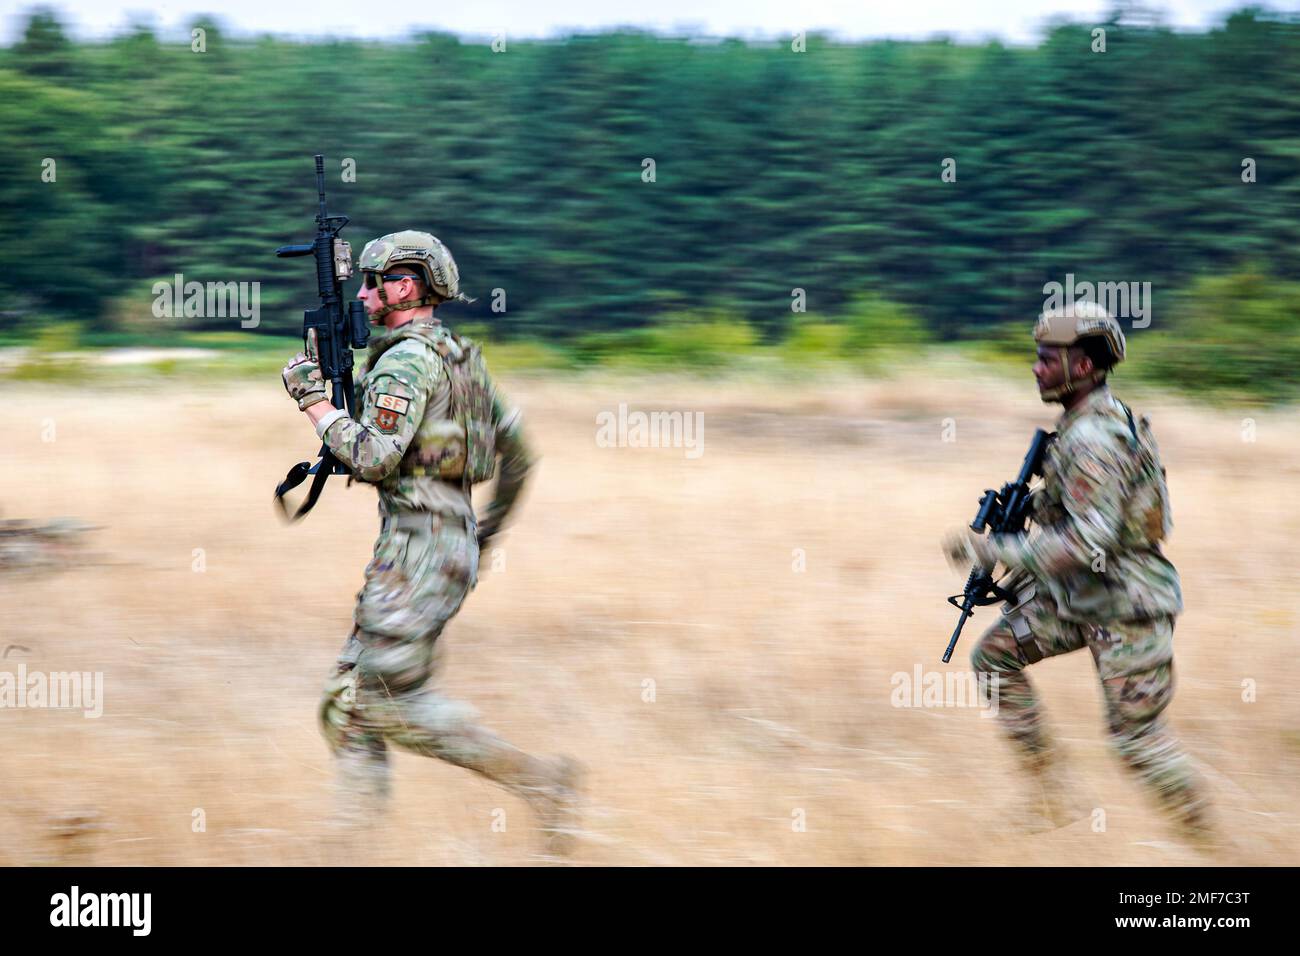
top-left (969, 570), bottom-right (1209, 830)
top-left (317, 511), bottom-right (558, 822)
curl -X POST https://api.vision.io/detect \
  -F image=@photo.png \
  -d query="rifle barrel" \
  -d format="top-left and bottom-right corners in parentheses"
top-left (942, 600), bottom-right (974, 663)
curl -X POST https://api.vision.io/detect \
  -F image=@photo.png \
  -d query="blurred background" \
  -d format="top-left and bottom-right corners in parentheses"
top-left (0, 2), bottom-right (1298, 397)
top-left (0, 2), bottom-right (1297, 866)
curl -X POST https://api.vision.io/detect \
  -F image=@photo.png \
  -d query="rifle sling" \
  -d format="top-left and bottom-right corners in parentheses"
top-left (1011, 613), bottom-right (1044, 664)
top-left (274, 452), bottom-right (337, 521)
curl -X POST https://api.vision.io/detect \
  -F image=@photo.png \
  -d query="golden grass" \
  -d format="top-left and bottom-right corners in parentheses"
top-left (0, 366), bottom-right (1296, 865)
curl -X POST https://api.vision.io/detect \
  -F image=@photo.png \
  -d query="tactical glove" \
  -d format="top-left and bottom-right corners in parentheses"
top-left (282, 329), bottom-right (327, 411)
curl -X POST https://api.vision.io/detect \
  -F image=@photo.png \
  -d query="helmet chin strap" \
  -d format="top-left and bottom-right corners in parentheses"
top-left (1040, 346), bottom-right (1105, 402)
top-left (372, 296), bottom-right (438, 319)
top-left (373, 280), bottom-right (439, 319)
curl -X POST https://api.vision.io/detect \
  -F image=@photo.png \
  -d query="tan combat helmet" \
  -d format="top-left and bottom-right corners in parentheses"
top-left (1034, 300), bottom-right (1126, 401)
top-left (357, 230), bottom-right (468, 318)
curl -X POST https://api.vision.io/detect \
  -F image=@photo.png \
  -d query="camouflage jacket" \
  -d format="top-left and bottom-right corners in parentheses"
top-left (314, 318), bottom-right (533, 536)
top-left (990, 386), bottom-right (1183, 623)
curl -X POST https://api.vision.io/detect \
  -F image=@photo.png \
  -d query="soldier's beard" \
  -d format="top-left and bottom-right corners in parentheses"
top-left (1037, 380), bottom-right (1067, 404)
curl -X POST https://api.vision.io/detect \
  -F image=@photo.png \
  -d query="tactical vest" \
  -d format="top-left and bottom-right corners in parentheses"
top-left (1119, 404), bottom-right (1175, 547)
top-left (1040, 393), bottom-right (1173, 548)
top-left (382, 322), bottom-right (497, 486)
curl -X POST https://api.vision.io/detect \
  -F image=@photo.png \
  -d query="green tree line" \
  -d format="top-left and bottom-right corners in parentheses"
top-left (2, 7), bottom-right (1299, 397)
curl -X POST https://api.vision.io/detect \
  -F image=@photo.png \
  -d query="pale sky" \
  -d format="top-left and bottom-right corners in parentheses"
top-left (0, 0), bottom-right (1278, 45)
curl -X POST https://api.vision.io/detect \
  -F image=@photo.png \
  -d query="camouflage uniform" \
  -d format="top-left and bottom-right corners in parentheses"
top-left (311, 317), bottom-right (572, 836)
top-left (968, 386), bottom-right (1209, 831)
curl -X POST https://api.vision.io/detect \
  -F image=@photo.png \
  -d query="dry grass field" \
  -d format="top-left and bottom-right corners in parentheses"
top-left (2, 357), bottom-right (1297, 866)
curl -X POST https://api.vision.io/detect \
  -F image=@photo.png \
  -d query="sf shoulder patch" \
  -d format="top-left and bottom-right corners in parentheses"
top-left (374, 393), bottom-right (410, 434)
top-left (375, 394), bottom-right (410, 415)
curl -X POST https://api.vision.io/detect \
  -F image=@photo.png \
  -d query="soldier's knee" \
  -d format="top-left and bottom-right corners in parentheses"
top-left (970, 622), bottom-right (1020, 675)
top-left (318, 665), bottom-right (359, 754)
top-left (1102, 664), bottom-right (1174, 742)
top-left (351, 630), bottom-right (435, 694)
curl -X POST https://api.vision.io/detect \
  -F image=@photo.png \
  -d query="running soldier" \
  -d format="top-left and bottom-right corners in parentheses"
top-left (943, 302), bottom-right (1211, 844)
top-left (282, 230), bottom-right (580, 854)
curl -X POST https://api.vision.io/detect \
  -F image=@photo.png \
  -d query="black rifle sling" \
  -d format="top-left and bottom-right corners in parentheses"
top-left (274, 451), bottom-right (336, 520)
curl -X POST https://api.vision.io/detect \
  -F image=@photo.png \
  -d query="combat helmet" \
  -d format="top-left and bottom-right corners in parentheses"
top-left (1034, 301), bottom-right (1126, 401)
top-left (358, 230), bottom-right (469, 317)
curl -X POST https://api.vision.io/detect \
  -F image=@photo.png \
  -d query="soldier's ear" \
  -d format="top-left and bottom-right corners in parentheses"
top-left (1073, 347), bottom-right (1093, 377)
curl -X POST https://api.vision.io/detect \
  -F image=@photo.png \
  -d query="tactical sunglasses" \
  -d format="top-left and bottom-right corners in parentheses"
top-left (362, 272), bottom-right (420, 289)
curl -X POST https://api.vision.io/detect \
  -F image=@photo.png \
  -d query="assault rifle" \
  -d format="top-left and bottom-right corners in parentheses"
top-left (272, 155), bottom-right (370, 521)
top-left (942, 428), bottom-right (1053, 662)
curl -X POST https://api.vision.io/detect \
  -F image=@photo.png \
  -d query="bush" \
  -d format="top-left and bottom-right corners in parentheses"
top-left (783, 321), bottom-right (853, 362)
top-left (481, 339), bottom-right (574, 372)
top-left (1137, 270), bottom-right (1300, 403)
top-left (839, 293), bottom-right (931, 352)
top-left (780, 293), bottom-right (930, 367)
top-left (965, 321), bottom-right (1036, 367)
top-left (573, 310), bottom-right (759, 369)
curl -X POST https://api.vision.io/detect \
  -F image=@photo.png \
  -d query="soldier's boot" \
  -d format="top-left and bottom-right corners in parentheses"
top-left (1175, 803), bottom-right (1222, 852)
top-left (379, 684), bottom-right (584, 854)
top-left (448, 745), bottom-right (584, 855)
top-left (1108, 715), bottom-right (1219, 851)
top-left (522, 755), bottom-right (585, 856)
top-left (317, 666), bottom-right (395, 863)
top-left (321, 745), bottom-right (392, 865)
top-left (1021, 749), bottom-right (1091, 831)
top-left (971, 625), bottom-right (1086, 830)
top-left (1157, 776), bottom-right (1223, 853)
